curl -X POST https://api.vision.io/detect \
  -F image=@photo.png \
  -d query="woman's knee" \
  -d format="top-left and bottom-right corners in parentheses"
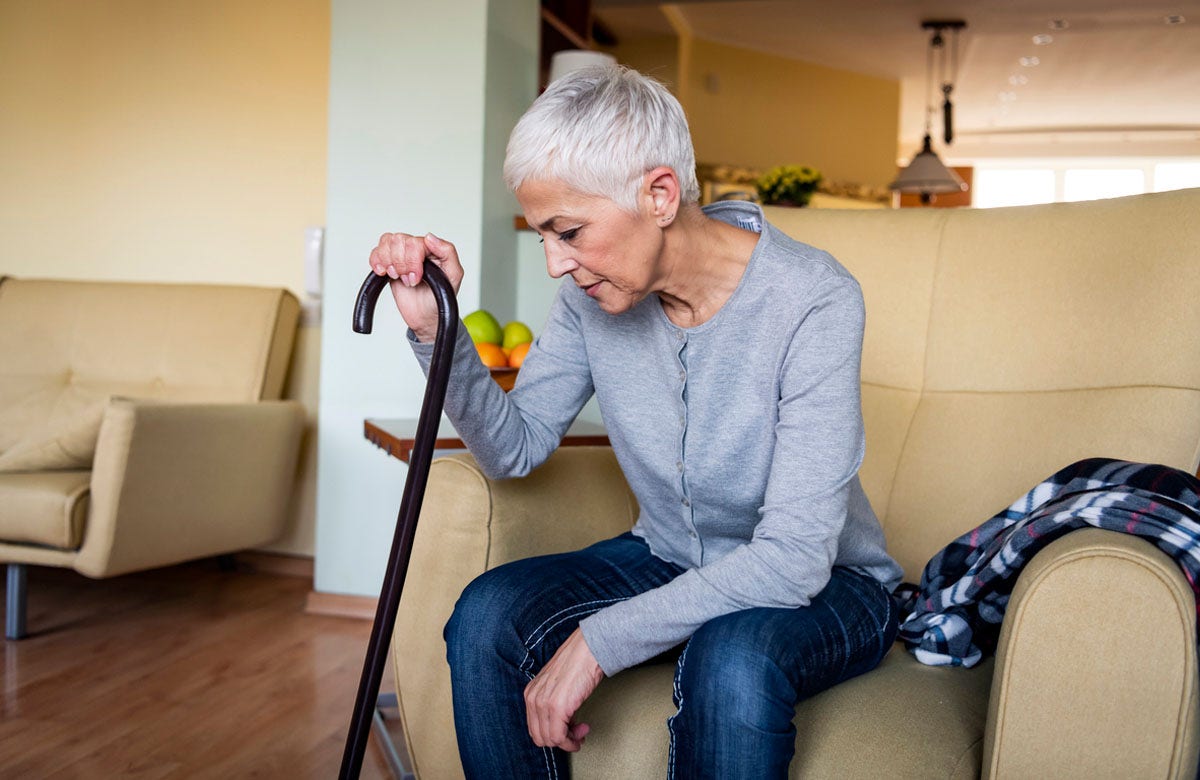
top-left (444, 565), bottom-right (527, 665)
top-left (676, 613), bottom-right (793, 720)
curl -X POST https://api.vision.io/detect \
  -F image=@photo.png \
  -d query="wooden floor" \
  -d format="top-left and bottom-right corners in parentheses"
top-left (1, 560), bottom-right (405, 778)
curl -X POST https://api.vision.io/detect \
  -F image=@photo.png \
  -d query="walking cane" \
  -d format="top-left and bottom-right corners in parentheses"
top-left (340, 260), bottom-right (459, 779)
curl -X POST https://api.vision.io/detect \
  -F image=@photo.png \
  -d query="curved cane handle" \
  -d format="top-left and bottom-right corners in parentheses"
top-left (352, 260), bottom-right (458, 335)
top-left (353, 260), bottom-right (457, 335)
top-left (352, 272), bottom-right (390, 334)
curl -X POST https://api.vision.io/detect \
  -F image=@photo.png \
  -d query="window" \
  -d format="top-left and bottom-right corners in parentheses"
top-left (972, 169), bottom-right (1055, 208)
top-left (1154, 163), bottom-right (1200, 192)
top-left (1063, 169), bottom-right (1145, 202)
top-left (968, 158), bottom-right (1200, 208)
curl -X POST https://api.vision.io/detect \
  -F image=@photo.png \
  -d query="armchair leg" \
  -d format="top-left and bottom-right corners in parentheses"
top-left (6, 563), bottom-right (27, 640)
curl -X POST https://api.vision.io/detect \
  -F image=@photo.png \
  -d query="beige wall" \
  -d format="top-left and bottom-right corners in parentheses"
top-left (0, 0), bottom-right (328, 293)
top-left (0, 0), bottom-right (328, 557)
top-left (678, 37), bottom-right (899, 188)
top-left (607, 35), bottom-right (680, 93)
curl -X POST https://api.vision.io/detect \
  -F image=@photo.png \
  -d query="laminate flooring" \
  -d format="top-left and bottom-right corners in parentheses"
top-left (1, 560), bottom-right (405, 778)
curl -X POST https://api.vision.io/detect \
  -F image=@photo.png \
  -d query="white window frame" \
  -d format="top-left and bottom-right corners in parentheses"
top-left (953, 156), bottom-right (1200, 207)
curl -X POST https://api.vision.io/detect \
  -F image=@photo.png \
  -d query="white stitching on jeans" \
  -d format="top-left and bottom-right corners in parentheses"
top-left (666, 642), bottom-right (691, 780)
top-left (518, 595), bottom-right (632, 778)
top-left (519, 598), bottom-right (627, 678)
top-left (522, 597), bottom-right (626, 650)
top-left (524, 668), bottom-right (558, 780)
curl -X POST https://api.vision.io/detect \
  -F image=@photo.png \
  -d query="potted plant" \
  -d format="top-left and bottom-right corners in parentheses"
top-left (755, 164), bottom-right (823, 207)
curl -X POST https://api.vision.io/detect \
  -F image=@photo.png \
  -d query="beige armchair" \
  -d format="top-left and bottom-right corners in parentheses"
top-left (1, 278), bottom-right (305, 639)
top-left (387, 188), bottom-right (1200, 778)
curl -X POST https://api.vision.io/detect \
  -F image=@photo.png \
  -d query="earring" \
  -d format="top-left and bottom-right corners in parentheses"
top-left (659, 214), bottom-right (674, 226)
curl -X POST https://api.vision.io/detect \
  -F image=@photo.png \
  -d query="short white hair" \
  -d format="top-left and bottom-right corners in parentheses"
top-left (503, 65), bottom-right (701, 212)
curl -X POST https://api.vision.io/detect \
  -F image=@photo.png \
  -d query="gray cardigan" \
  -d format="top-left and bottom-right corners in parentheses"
top-left (410, 201), bottom-right (902, 675)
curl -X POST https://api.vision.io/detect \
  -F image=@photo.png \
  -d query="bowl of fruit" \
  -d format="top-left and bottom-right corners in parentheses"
top-left (463, 310), bottom-right (533, 392)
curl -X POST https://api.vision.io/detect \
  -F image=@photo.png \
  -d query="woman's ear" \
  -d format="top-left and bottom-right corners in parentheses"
top-left (644, 166), bottom-right (681, 227)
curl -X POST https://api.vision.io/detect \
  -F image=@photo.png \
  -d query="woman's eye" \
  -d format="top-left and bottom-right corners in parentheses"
top-left (558, 228), bottom-right (579, 242)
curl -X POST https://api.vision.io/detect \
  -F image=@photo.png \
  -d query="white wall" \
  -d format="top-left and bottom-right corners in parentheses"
top-left (0, 0), bottom-right (328, 293)
top-left (316, 0), bottom-right (538, 596)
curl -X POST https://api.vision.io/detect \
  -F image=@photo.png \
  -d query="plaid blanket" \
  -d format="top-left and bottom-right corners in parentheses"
top-left (896, 458), bottom-right (1200, 668)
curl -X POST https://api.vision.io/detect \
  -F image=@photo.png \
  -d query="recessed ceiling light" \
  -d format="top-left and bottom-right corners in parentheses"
top-left (1049, 19), bottom-right (1070, 30)
top-left (1008, 74), bottom-right (1029, 86)
top-left (999, 91), bottom-right (1018, 102)
top-left (1032, 34), bottom-right (1054, 45)
top-left (1019, 56), bottom-right (1041, 67)
top-left (1165, 15), bottom-right (1186, 25)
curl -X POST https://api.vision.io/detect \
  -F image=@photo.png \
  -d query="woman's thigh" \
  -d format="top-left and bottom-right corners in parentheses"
top-left (667, 568), bottom-right (898, 778)
top-left (673, 566), bottom-right (898, 715)
top-left (444, 531), bottom-right (684, 672)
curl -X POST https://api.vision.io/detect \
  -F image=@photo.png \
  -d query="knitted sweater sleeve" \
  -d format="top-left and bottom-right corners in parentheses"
top-left (408, 283), bottom-right (594, 480)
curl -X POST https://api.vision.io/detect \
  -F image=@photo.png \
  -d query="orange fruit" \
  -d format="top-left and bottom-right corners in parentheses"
top-left (475, 342), bottom-right (508, 368)
top-left (508, 341), bottom-right (531, 368)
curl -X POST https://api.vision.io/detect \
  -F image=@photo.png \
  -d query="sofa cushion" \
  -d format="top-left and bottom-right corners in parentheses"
top-left (0, 384), bottom-right (109, 472)
top-left (0, 470), bottom-right (91, 549)
top-left (0, 278), bottom-right (301, 416)
top-left (573, 646), bottom-right (993, 779)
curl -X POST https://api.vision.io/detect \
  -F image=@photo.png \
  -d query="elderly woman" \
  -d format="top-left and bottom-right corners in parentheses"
top-left (369, 66), bottom-right (903, 779)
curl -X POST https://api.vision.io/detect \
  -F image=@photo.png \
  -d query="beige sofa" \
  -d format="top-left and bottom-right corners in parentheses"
top-left (390, 188), bottom-right (1200, 778)
top-left (1, 278), bottom-right (305, 639)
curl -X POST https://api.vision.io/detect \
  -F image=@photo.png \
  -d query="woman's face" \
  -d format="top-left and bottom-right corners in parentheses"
top-left (516, 178), bottom-right (665, 316)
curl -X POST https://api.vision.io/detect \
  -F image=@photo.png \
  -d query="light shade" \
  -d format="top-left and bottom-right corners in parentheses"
top-left (889, 135), bottom-right (968, 195)
top-left (548, 50), bottom-right (617, 84)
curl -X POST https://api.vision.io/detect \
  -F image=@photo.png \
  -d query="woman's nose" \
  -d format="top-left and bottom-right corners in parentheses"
top-left (544, 243), bottom-right (579, 279)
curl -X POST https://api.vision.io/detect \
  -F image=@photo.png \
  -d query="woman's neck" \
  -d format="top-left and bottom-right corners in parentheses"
top-left (655, 205), bottom-right (761, 329)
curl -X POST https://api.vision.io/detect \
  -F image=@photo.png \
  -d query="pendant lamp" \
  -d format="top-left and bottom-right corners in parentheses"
top-left (548, 50), bottom-right (617, 84)
top-left (890, 21), bottom-right (968, 205)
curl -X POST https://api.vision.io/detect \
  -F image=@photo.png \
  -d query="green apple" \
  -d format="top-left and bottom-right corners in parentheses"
top-left (463, 310), bottom-right (502, 345)
top-left (502, 321), bottom-right (534, 351)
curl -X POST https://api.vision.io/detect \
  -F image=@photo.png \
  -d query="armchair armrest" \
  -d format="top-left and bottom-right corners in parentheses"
top-left (392, 446), bottom-right (635, 780)
top-left (982, 528), bottom-right (1199, 779)
top-left (76, 398), bottom-right (305, 578)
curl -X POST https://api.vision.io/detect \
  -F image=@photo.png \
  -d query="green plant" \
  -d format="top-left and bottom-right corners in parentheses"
top-left (755, 165), bottom-right (823, 206)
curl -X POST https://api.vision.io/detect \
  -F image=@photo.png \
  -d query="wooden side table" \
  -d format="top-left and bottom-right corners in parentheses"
top-left (364, 417), bottom-right (608, 463)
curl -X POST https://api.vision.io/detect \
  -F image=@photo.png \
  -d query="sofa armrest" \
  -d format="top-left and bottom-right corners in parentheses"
top-left (76, 398), bottom-right (305, 578)
top-left (392, 446), bottom-right (636, 780)
top-left (982, 528), bottom-right (1199, 780)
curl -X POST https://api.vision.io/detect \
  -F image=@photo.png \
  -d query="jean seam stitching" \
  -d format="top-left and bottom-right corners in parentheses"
top-left (843, 573), bottom-right (894, 661)
top-left (519, 599), bottom-right (628, 779)
top-left (522, 597), bottom-right (627, 650)
top-left (522, 668), bottom-right (558, 780)
top-left (519, 598), bottom-right (630, 678)
top-left (667, 642), bottom-right (691, 780)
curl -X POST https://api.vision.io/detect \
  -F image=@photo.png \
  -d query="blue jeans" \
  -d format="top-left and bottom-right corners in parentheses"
top-left (444, 533), bottom-right (898, 779)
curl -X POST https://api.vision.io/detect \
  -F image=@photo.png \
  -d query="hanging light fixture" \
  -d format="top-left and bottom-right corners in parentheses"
top-left (890, 20), bottom-right (968, 205)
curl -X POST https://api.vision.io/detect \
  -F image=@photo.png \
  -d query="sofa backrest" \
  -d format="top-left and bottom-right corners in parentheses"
top-left (0, 279), bottom-right (300, 456)
top-left (766, 188), bottom-right (1200, 580)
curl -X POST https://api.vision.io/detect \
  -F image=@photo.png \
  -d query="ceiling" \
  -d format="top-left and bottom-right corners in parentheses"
top-left (593, 0), bottom-right (1200, 160)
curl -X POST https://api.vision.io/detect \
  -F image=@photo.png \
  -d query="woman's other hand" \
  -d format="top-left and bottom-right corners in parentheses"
top-left (524, 628), bottom-right (604, 752)
top-left (368, 232), bottom-right (465, 342)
